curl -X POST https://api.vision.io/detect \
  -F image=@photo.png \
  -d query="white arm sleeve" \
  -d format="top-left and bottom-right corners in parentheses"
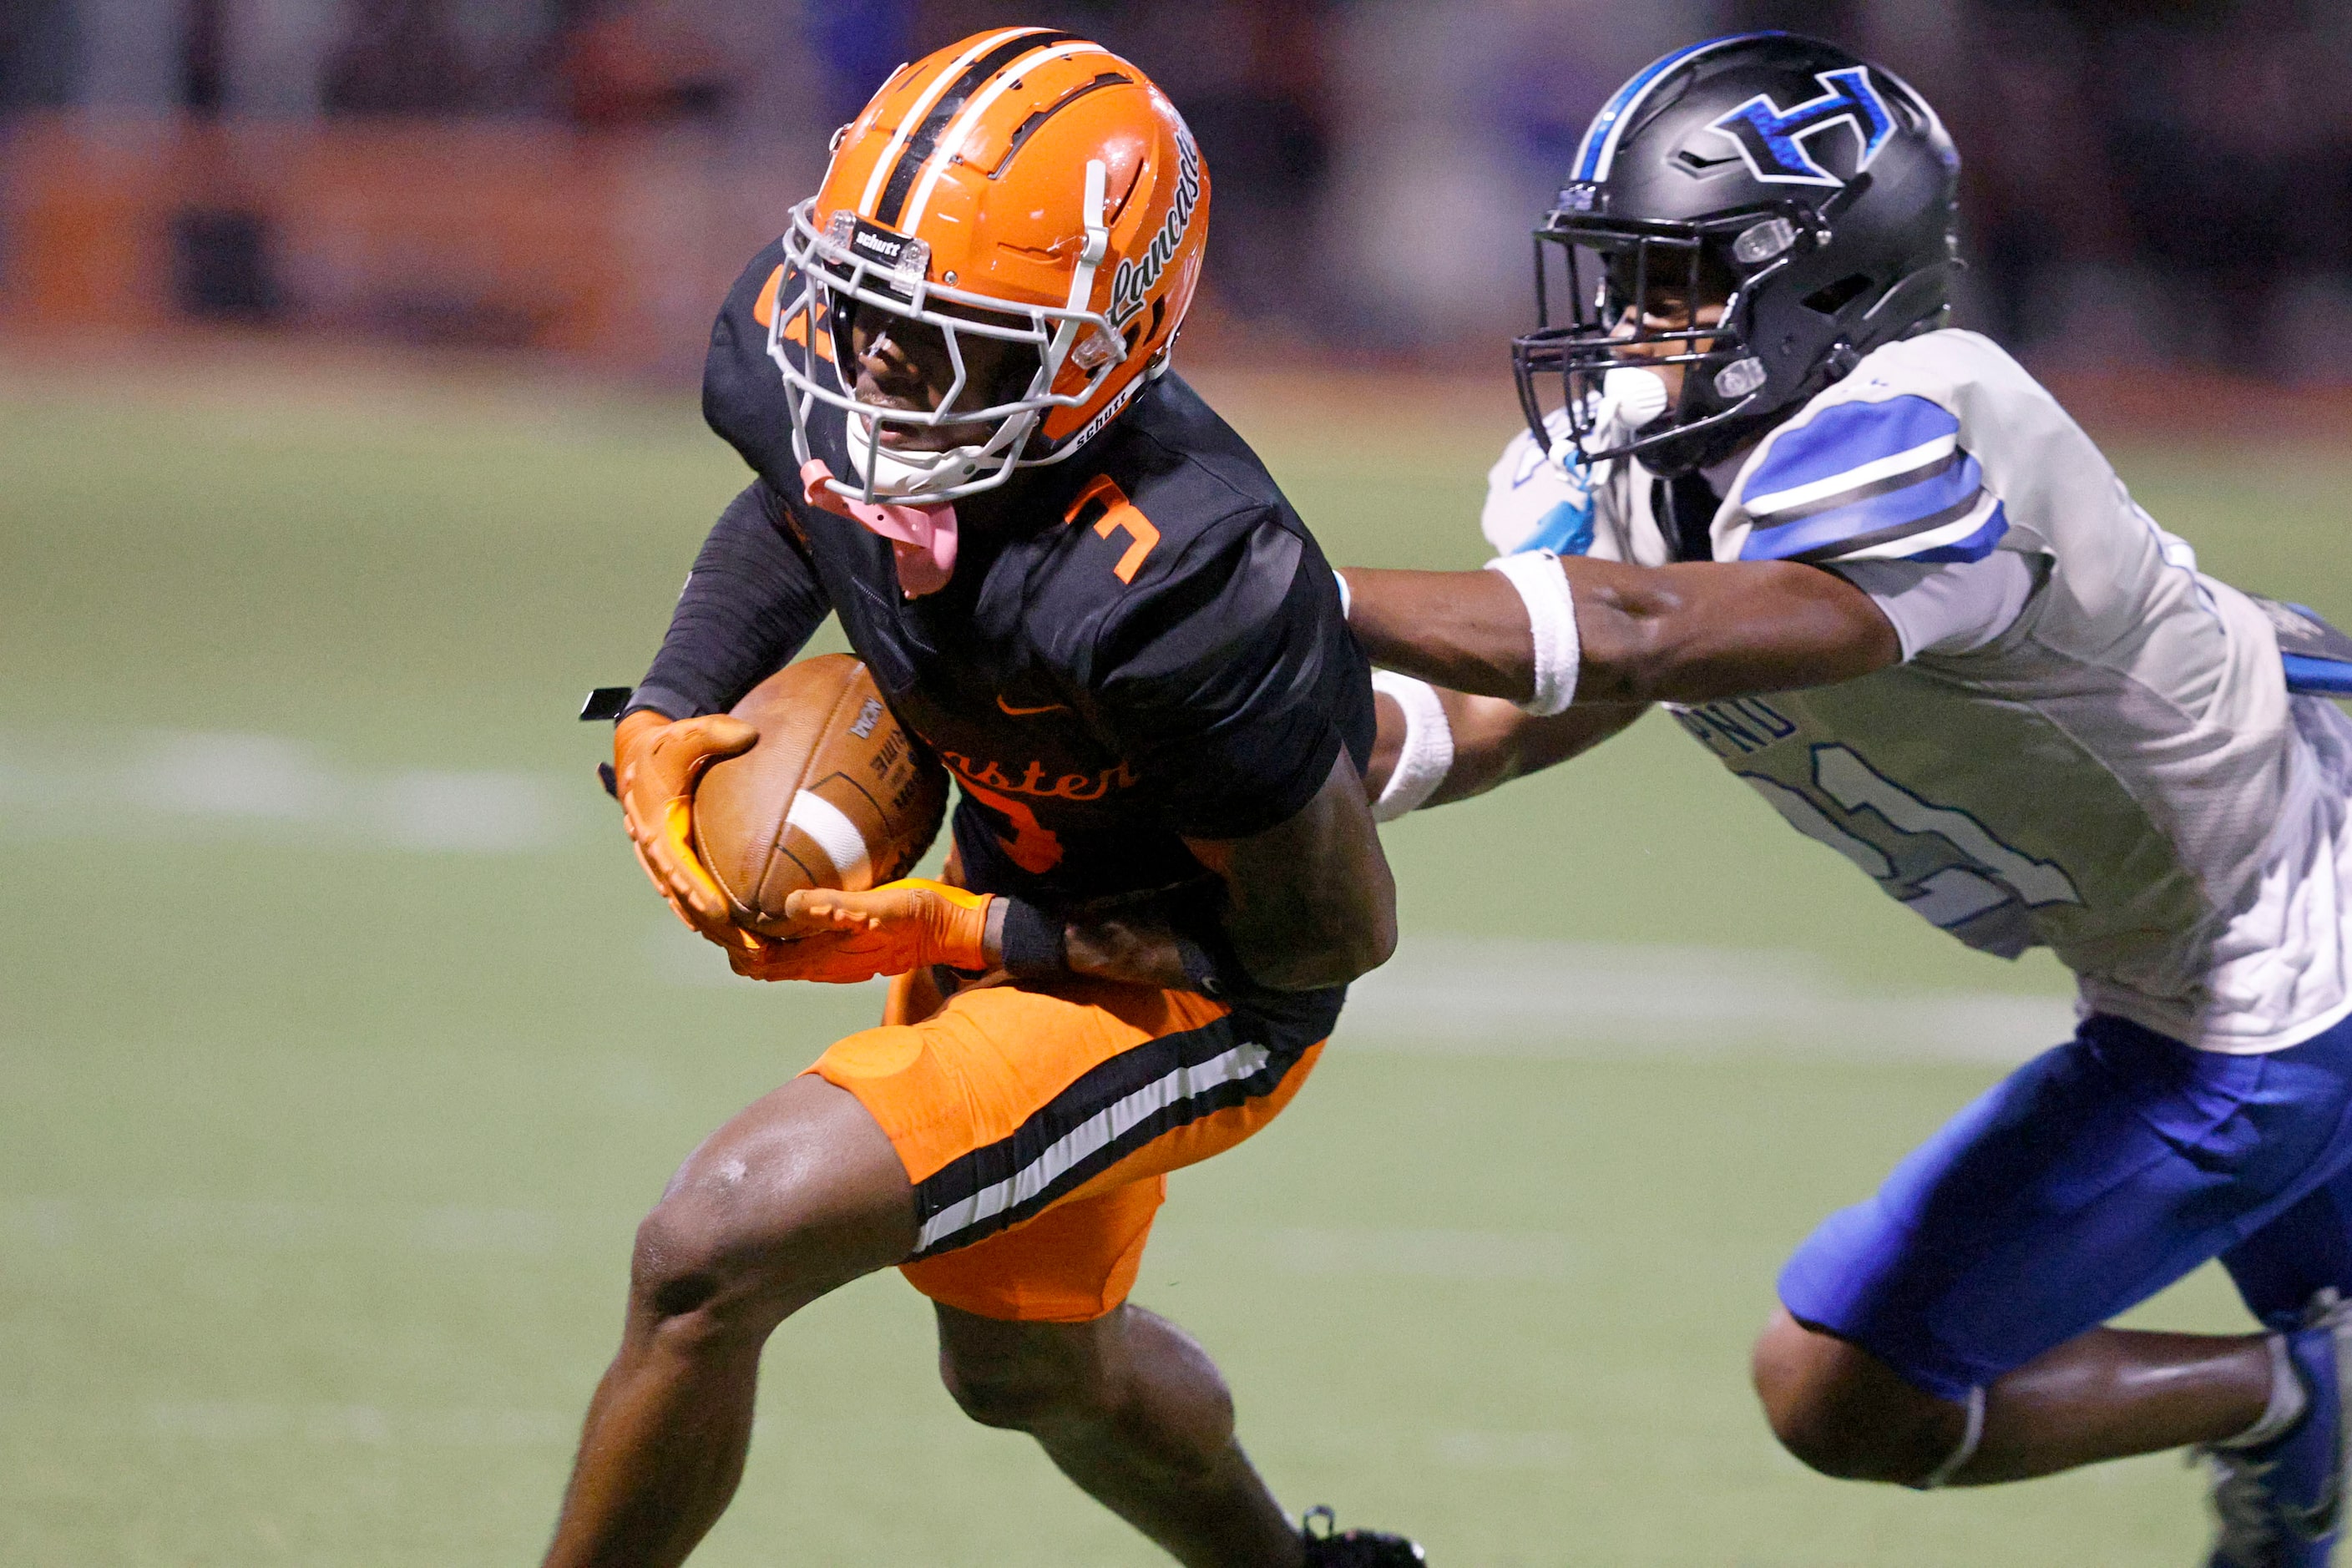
top-left (1832, 550), bottom-right (2036, 660)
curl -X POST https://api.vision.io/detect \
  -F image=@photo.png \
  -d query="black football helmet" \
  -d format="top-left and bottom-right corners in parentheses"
top-left (1512, 32), bottom-right (1960, 478)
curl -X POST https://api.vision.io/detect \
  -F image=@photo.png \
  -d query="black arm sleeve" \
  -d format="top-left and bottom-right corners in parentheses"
top-left (628, 479), bottom-right (832, 720)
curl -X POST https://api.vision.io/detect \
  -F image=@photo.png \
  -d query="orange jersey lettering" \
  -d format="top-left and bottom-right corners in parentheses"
top-left (1069, 475), bottom-right (1160, 584)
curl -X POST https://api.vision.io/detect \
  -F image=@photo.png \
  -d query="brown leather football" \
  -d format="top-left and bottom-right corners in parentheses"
top-left (691, 655), bottom-right (948, 936)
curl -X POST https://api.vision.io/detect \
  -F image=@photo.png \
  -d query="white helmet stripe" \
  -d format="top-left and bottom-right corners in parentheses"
top-left (857, 28), bottom-right (1034, 219)
top-left (898, 41), bottom-right (1107, 234)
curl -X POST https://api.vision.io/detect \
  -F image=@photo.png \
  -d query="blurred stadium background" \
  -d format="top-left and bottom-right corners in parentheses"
top-left (3, 2), bottom-right (2349, 1564)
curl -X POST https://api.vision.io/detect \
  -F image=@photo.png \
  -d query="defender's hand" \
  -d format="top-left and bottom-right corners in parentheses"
top-left (771, 879), bottom-right (996, 983)
top-left (614, 708), bottom-right (760, 943)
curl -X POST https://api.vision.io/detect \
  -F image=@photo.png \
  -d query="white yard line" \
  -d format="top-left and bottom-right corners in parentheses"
top-left (1339, 935), bottom-right (2076, 1064)
top-left (1263, 1227), bottom-right (1577, 1282)
top-left (139, 1400), bottom-right (576, 1447)
top-left (0, 730), bottom-right (2082, 1066)
top-left (0, 1196), bottom-right (615, 1253)
top-left (0, 727), bottom-right (576, 852)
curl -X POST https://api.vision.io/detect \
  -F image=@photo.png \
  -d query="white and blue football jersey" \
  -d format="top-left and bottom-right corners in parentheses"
top-left (1479, 329), bottom-right (2352, 1052)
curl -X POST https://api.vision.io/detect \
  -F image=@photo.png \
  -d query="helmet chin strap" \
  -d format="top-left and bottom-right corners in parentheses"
top-left (1580, 367), bottom-right (1671, 454)
top-left (842, 400), bottom-right (1048, 501)
top-left (843, 417), bottom-right (990, 498)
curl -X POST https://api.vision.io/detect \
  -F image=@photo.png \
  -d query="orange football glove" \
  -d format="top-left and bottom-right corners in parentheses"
top-left (613, 707), bottom-right (763, 952)
top-left (760, 878), bottom-right (996, 984)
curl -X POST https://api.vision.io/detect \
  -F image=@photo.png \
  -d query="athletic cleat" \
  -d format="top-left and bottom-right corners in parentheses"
top-left (1301, 1505), bottom-right (1427, 1565)
top-left (2203, 1289), bottom-right (2352, 1567)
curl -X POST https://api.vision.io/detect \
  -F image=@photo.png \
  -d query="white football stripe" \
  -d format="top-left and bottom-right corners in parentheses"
top-left (1743, 432), bottom-right (1959, 518)
top-left (916, 1040), bottom-right (1272, 1251)
top-left (0, 729), bottom-right (571, 852)
top-left (784, 789), bottom-right (873, 889)
top-left (1338, 934), bottom-right (2074, 1063)
top-left (898, 40), bottom-right (1104, 234)
top-left (1829, 490), bottom-right (2002, 562)
top-left (857, 28), bottom-right (1033, 218)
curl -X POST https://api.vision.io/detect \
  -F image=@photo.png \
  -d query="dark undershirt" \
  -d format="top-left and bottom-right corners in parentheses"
top-left (1652, 472), bottom-right (1724, 564)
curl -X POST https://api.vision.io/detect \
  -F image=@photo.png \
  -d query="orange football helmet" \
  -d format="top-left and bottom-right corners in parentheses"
top-left (776, 28), bottom-right (1211, 504)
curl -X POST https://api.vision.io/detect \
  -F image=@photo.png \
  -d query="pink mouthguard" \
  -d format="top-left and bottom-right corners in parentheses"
top-left (800, 459), bottom-right (959, 598)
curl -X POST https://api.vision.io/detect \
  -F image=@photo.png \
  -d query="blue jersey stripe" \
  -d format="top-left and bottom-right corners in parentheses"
top-left (1743, 395), bottom-right (1960, 503)
top-left (1575, 33), bottom-right (1781, 181)
top-left (2286, 653), bottom-right (2352, 696)
top-left (1741, 453), bottom-right (1990, 562)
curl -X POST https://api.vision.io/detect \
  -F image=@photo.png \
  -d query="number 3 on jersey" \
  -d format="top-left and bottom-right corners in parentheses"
top-left (1740, 743), bottom-right (2081, 932)
top-left (1068, 475), bottom-right (1159, 584)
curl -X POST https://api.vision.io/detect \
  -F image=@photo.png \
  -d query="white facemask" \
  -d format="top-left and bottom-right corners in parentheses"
top-left (842, 412), bottom-right (1036, 499)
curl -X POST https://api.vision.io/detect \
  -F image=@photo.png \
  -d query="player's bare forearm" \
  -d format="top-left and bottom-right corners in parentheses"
top-left (1211, 750), bottom-right (1397, 989)
top-left (1345, 567), bottom-right (1539, 699)
top-left (1363, 687), bottom-right (1645, 808)
top-left (1060, 911), bottom-right (1193, 991)
top-left (1057, 752), bottom-right (1398, 994)
top-left (1567, 558), bottom-right (1900, 701)
top-left (1346, 559), bottom-right (1900, 704)
top-left (1431, 693), bottom-right (1648, 803)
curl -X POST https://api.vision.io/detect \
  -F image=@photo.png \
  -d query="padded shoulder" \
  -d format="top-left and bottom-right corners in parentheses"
top-left (1719, 331), bottom-right (2056, 568)
top-left (1732, 390), bottom-right (2007, 565)
top-left (701, 240), bottom-right (801, 484)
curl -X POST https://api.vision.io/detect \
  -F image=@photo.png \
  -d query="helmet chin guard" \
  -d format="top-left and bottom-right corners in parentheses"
top-left (842, 417), bottom-right (953, 497)
top-left (1511, 32), bottom-right (1960, 479)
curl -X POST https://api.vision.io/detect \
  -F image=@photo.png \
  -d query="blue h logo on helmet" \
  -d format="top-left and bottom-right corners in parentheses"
top-left (1707, 66), bottom-right (1895, 187)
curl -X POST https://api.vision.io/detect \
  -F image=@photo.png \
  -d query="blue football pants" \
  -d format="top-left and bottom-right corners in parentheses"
top-left (1780, 1009), bottom-right (2352, 1403)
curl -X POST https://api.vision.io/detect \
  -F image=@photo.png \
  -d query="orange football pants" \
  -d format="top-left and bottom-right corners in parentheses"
top-left (804, 969), bottom-right (1323, 1323)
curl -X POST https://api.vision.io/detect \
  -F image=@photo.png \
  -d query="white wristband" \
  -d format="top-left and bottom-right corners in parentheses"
top-left (1369, 671), bottom-right (1454, 822)
top-left (1333, 569), bottom-right (1353, 623)
top-left (1482, 550), bottom-right (1581, 716)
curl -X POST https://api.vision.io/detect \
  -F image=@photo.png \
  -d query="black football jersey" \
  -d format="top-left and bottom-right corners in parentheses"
top-left (639, 240), bottom-right (1374, 923)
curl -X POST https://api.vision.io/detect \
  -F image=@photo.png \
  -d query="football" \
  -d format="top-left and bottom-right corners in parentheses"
top-left (690, 655), bottom-right (949, 936)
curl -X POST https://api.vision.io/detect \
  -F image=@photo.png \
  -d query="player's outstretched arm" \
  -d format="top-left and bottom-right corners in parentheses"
top-left (1364, 688), bottom-right (1648, 809)
top-left (1346, 558), bottom-right (1899, 706)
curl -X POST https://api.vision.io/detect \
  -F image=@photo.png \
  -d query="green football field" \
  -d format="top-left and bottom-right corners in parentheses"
top-left (4, 349), bottom-right (2349, 1567)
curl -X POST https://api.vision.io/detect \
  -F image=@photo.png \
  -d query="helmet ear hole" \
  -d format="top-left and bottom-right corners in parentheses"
top-left (1802, 273), bottom-right (1874, 316)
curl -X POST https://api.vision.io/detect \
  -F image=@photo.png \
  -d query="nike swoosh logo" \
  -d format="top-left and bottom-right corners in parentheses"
top-left (996, 695), bottom-right (1068, 717)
